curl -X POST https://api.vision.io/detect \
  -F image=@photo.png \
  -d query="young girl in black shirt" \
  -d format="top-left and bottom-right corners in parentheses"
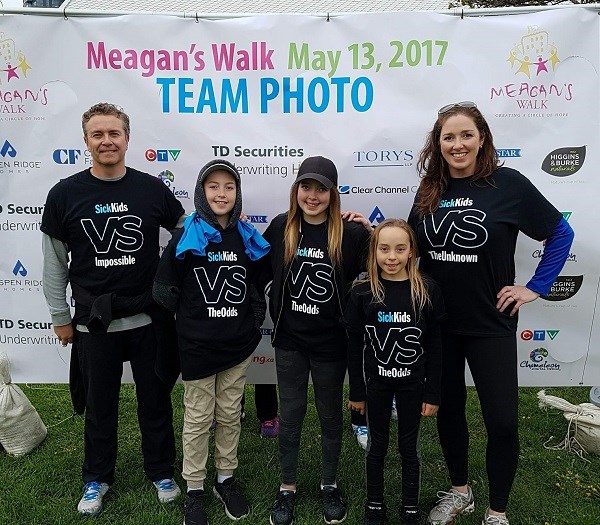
top-left (344, 219), bottom-right (445, 525)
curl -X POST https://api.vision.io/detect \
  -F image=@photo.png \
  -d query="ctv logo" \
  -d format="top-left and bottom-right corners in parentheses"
top-left (520, 329), bottom-right (559, 341)
top-left (145, 149), bottom-right (181, 162)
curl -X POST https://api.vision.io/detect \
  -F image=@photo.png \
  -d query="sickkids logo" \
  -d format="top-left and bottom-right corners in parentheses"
top-left (0, 32), bottom-right (49, 116)
top-left (157, 170), bottom-right (190, 199)
top-left (541, 146), bottom-right (585, 177)
top-left (0, 140), bottom-right (42, 173)
top-left (491, 25), bottom-right (574, 112)
top-left (145, 149), bottom-right (181, 162)
top-left (520, 329), bottom-right (559, 341)
top-left (520, 347), bottom-right (561, 371)
top-left (52, 149), bottom-right (92, 165)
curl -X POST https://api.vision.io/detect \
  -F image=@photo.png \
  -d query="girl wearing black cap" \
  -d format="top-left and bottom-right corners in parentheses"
top-left (260, 156), bottom-right (371, 525)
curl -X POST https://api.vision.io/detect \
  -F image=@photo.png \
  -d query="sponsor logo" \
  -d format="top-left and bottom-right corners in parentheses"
top-left (491, 25), bottom-right (575, 115)
top-left (353, 149), bottom-right (414, 167)
top-left (0, 140), bottom-right (42, 173)
top-left (541, 146), bottom-right (585, 177)
top-left (95, 202), bottom-right (128, 214)
top-left (521, 329), bottom-right (559, 341)
top-left (377, 311), bottom-right (411, 323)
top-left (207, 251), bottom-right (238, 262)
top-left (260, 328), bottom-right (273, 336)
top-left (211, 145), bottom-right (304, 158)
top-left (0, 319), bottom-right (53, 330)
top-left (247, 215), bottom-right (268, 223)
top-left (235, 163), bottom-right (293, 178)
top-left (338, 184), bottom-right (416, 195)
top-left (543, 275), bottom-right (583, 301)
top-left (145, 149), bottom-right (181, 162)
top-left (52, 149), bottom-right (92, 165)
top-left (0, 32), bottom-right (49, 118)
top-left (520, 347), bottom-right (561, 371)
top-left (12, 259), bottom-right (27, 276)
top-left (296, 247), bottom-right (324, 259)
top-left (369, 206), bottom-right (385, 226)
top-left (252, 354), bottom-right (275, 364)
top-left (0, 203), bottom-right (44, 215)
top-left (533, 249), bottom-right (577, 263)
top-left (157, 170), bottom-right (190, 199)
top-left (497, 149), bottom-right (522, 158)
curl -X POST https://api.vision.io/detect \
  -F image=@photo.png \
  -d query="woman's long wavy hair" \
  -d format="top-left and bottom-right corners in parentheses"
top-left (283, 182), bottom-right (343, 267)
top-left (415, 105), bottom-right (500, 217)
top-left (363, 219), bottom-right (429, 314)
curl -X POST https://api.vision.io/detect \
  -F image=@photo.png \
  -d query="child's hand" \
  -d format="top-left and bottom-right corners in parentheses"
top-left (421, 403), bottom-right (439, 417)
top-left (341, 211), bottom-right (371, 232)
top-left (348, 400), bottom-right (366, 415)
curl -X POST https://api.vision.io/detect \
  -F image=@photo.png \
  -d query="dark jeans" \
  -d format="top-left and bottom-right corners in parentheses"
top-left (241, 383), bottom-right (278, 422)
top-left (76, 325), bottom-right (176, 485)
top-left (437, 332), bottom-right (518, 513)
top-left (366, 378), bottom-right (423, 506)
top-left (275, 348), bottom-right (346, 486)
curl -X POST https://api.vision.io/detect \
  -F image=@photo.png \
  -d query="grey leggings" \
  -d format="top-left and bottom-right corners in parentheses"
top-left (274, 348), bottom-right (347, 486)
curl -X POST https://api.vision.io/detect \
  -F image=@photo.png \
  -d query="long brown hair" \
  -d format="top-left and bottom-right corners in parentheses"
top-left (364, 219), bottom-right (429, 314)
top-left (415, 105), bottom-right (500, 217)
top-left (283, 182), bottom-right (343, 267)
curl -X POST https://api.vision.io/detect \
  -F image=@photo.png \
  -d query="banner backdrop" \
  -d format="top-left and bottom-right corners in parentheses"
top-left (0, 8), bottom-right (598, 385)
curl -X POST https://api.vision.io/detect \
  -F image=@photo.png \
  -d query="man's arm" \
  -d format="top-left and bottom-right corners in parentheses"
top-left (42, 233), bottom-right (73, 345)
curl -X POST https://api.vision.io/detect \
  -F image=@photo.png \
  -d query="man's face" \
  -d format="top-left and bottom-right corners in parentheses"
top-left (83, 114), bottom-right (129, 170)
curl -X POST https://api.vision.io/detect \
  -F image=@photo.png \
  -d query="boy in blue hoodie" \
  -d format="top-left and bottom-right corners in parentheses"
top-left (153, 159), bottom-right (269, 525)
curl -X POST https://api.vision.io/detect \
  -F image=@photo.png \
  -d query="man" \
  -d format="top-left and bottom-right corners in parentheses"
top-left (41, 103), bottom-right (185, 516)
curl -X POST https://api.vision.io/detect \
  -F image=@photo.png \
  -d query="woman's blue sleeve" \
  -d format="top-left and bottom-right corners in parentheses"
top-left (526, 217), bottom-right (574, 296)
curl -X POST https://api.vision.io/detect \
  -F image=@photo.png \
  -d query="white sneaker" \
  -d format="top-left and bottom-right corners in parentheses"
top-left (482, 508), bottom-right (509, 525)
top-left (428, 486), bottom-right (475, 525)
top-left (351, 424), bottom-right (368, 450)
top-left (77, 481), bottom-right (110, 515)
top-left (391, 397), bottom-right (398, 420)
top-left (153, 478), bottom-right (181, 503)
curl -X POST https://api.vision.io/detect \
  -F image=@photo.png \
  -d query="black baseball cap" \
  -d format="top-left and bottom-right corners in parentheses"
top-left (295, 156), bottom-right (338, 189)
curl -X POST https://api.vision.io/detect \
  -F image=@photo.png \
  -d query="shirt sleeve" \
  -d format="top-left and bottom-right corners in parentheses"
top-left (152, 231), bottom-right (186, 311)
top-left (42, 233), bottom-right (72, 326)
top-left (526, 217), bottom-right (574, 296)
top-left (422, 280), bottom-right (445, 406)
top-left (343, 288), bottom-right (367, 401)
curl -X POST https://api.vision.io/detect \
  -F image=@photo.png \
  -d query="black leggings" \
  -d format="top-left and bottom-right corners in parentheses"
top-left (275, 348), bottom-right (346, 486)
top-left (366, 378), bottom-right (423, 506)
top-left (436, 332), bottom-right (518, 513)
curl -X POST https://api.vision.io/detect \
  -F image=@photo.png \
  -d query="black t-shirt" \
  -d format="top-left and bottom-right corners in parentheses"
top-left (344, 278), bottom-right (444, 405)
top-left (154, 227), bottom-right (261, 380)
top-left (41, 168), bottom-right (184, 322)
top-left (277, 220), bottom-right (346, 360)
top-left (408, 167), bottom-right (561, 336)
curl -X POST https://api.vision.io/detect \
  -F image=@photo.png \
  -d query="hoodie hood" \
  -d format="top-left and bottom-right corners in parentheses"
top-left (194, 159), bottom-right (242, 231)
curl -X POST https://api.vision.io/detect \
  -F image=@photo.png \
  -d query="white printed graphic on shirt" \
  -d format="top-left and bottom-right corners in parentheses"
top-left (365, 325), bottom-right (423, 366)
top-left (81, 215), bottom-right (144, 254)
top-left (194, 265), bottom-right (247, 304)
top-left (424, 209), bottom-right (488, 249)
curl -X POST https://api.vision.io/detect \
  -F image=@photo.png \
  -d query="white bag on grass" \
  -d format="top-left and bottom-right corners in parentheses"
top-left (0, 353), bottom-right (47, 456)
top-left (537, 390), bottom-right (600, 457)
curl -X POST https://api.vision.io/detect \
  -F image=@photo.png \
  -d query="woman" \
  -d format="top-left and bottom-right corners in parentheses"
top-left (408, 102), bottom-right (574, 525)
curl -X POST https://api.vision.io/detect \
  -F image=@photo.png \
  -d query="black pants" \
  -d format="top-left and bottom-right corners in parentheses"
top-left (76, 325), bottom-right (176, 485)
top-left (366, 378), bottom-right (423, 506)
top-left (437, 332), bottom-right (518, 512)
top-left (275, 348), bottom-right (346, 486)
top-left (241, 384), bottom-right (278, 422)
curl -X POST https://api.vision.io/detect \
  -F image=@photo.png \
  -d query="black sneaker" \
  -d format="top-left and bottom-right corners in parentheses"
top-left (184, 490), bottom-right (208, 525)
top-left (321, 485), bottom-right (347, 524)
top-left (269, 490), bottom-right (296, 525)
top-left (213, 477), bottom-right (249, 520)
top-left (400, 504), bottom-right (419, 525)
top-left (365, 501), bottom-right (386, 525)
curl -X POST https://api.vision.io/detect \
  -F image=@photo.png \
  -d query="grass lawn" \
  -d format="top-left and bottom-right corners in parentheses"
top-left (1, 384), bottom-right (599, 524)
